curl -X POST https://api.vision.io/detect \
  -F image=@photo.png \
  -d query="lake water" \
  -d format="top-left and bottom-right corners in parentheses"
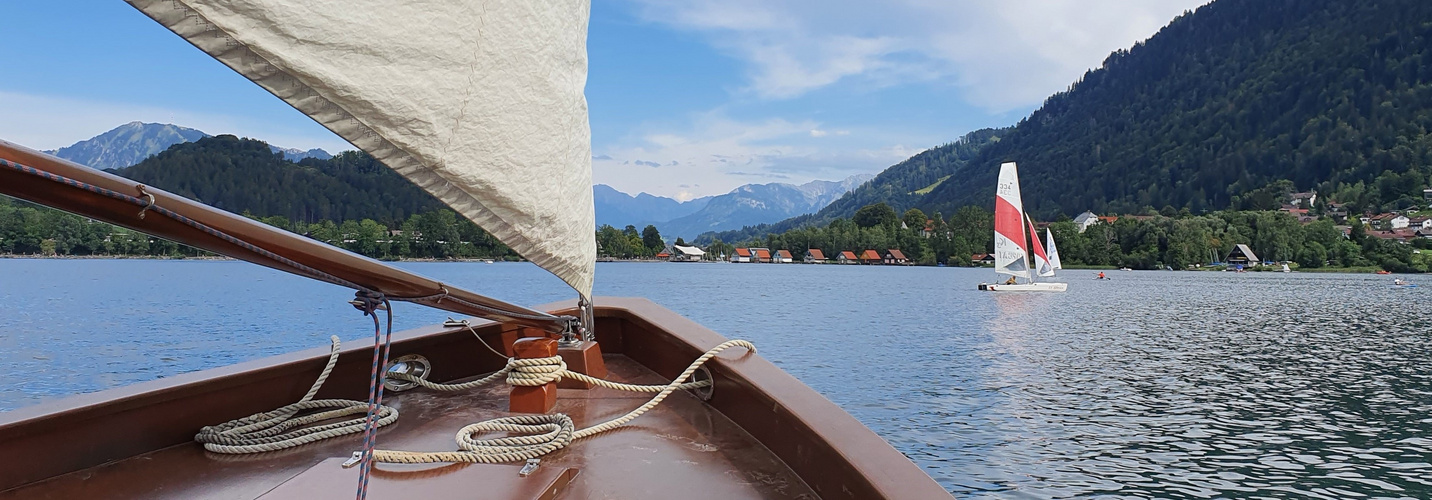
top-left (2, 259), bottom-right (1430, 498)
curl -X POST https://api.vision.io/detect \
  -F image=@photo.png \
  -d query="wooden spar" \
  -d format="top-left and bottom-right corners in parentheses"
top-left (0, 139), bottom-right (568, 333)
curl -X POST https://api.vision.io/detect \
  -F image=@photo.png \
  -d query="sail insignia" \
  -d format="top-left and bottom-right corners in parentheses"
top-left (993, 162), bottom-right (1029, 278)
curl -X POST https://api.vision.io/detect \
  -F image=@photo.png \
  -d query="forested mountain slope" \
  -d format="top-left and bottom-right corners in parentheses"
top-left (920, 0), bottom-right (1432, 219)
top-left (110, 135), bottom-right (443, 224)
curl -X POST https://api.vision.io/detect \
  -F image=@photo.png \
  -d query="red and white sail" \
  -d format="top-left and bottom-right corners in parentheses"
top-left (1044, 229), bottom-right (1062, 275)
top-left (1027, 214), bottom-right (1052, 277)
top-left (993, 162), bottom-right (1029, 278)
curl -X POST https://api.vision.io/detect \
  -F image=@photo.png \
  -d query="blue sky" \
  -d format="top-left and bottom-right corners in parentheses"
top-left (0, 1), bottom-right (1208, 200)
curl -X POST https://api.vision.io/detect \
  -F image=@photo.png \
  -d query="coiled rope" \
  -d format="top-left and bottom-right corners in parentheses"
top-left (369, 339), bottom-right (755, 464)
top-left (194, 336), bottom-right (398, 454)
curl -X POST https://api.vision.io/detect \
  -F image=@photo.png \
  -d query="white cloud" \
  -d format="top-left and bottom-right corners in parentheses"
top-left (593, 110), bottom-right (917, 198)
top-left (0, 90), bottom-right (353, 153)
top-left (629, 0), bottom-right (1209, 111)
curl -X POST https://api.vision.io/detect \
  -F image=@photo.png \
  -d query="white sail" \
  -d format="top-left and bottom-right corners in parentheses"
top-left (127, 0), bottom-right (597, 298)
top-left (1043, 229), bottom-right (1062, 276)
top-left (993, 162), bottom-right (1029, 278)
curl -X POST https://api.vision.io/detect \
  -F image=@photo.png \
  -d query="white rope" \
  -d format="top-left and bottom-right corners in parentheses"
top-left (370, 339), bottom-right (756, 464)
top-left (194, 336), bottom-right (399, 454)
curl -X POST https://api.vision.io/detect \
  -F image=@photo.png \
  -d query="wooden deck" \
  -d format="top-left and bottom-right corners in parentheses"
top-left (1, 356), bottom-right (816, 499)
top-left (0, 298), bottom-right (952, 499)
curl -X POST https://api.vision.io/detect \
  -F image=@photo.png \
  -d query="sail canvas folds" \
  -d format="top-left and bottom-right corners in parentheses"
top-left (993, 162), bottom-right (1029, 278)
top-left (126, 0), bottom-right (597, 297)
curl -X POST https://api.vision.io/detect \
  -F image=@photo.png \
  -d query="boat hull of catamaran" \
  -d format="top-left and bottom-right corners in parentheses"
top-left (977, 282), bottom-right (1069, 292)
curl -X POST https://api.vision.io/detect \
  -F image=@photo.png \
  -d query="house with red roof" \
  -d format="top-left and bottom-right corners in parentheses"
top-left (752, 247), bottom-right (772, 263)
top-left (971, 253), bottom-right (995, 265)
top-left (804, 249), bottom-right (826, 263)
top-left (836, 251), bottom-right (858, 264)
top-left (774, 249), bottom-right (793, 263)
top-left (883, 249), bottom-right (908, 265)
top-left (859, 250), bottom-right (882, 264)
top-left (731, 248), bottom-right (752, 263)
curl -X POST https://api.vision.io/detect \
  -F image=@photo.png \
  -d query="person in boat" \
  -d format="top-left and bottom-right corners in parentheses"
top-left (1394, 278), bottom-right (1408, 286)
top-left (1097, 272), bottom-right (1106, 280)
top-left (1005, 276), bottom-right (1018, 285)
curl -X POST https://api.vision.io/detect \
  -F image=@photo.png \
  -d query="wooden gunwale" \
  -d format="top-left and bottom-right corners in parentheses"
top-left (0, 298), bottom-right (949, 499)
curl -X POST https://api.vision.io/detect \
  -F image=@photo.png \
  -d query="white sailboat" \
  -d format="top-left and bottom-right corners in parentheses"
top-left (1044, 229), bottom-right (1062, 276)
top-left (978, 162), bottom-right (1067, 292)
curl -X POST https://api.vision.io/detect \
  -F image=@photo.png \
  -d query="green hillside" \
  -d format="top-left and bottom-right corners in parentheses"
top-left (920, 0), bottom-right (1432, 219)
top-left (110, 135), bottom-right (443, 224)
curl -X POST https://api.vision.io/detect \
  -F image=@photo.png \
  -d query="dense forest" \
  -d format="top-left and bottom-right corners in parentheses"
top-left (697, 127), bottom-right (1005, 244)
top-left (920, 0), bottom-right (1432, 219)
top-left (0, 195), bottom-right (516, 260)
top-left (110, 135), bottom-right (444, 225)
top-left (720, 202), bottom-right (1432, 272)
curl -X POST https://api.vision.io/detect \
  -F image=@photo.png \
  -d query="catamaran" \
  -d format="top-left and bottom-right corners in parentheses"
top-left (978, 162), bottom-right (1068, 292)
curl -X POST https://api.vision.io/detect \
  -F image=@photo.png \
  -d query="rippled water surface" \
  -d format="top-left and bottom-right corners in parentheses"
top-left (2, 259), bottom-right (1430, 498)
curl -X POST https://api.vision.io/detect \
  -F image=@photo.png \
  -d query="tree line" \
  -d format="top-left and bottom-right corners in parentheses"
top-left (702, 202), bottom-right (1431, 272)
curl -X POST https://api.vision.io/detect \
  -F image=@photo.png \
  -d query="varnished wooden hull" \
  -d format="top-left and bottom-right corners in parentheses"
top-left (0, 298), bottom-right (951, 499)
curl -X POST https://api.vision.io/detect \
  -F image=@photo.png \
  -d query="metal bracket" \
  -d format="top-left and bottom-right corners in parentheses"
top-left (342, 451), bottom-right (363, 468)
top-left (519, 458), bottom-right (540, 477)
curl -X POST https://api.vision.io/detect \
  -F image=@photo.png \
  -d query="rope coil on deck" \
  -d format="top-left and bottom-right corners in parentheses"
top-left (370, 339), bottom-right (755, 464)
top-left (194, 337), bottom-right (398, 454)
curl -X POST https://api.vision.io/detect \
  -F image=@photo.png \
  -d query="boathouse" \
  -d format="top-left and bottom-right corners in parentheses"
top-left (774, 250), bottom-right (793, 263)
top-left (859, 250), bottom-right (882, 265)
top-left (836, 251), bottom-right (858, 264)
top-left (1226, 244), bottom-right (1259, 265)
top-left (804, 249), bottom-right (826, 263)
top-left (752, 248), bottom-right (772, 263)
top-left (732, 248), bottom-right (752, 263)
top-left (884, 249), bottom-right (908, 265)
top-left (669, 244), bottom-right (705, 262)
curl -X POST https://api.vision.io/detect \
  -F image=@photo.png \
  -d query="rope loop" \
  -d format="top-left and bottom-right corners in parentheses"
top-left (135, 184), bottom-right (155, 219)
top-left (505, 356), bottom-right (566, 387)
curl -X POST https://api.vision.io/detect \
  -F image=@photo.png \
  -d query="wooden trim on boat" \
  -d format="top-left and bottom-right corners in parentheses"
top-left (0, 298), bottom-right (950, 499)
top-left (0, 139), bottom-right (565, 332)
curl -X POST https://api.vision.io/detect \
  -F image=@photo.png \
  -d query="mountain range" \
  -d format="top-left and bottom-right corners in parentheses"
top-left (596, 175), bottom-right (872, 239)
top-left (44, 122), bottom-right (332, 170)
top-left (45, 122), bottom-right (866, 237)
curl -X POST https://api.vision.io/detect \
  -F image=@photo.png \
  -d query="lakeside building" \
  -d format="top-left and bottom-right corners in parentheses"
top-left (1289, 191), bottom-right (1317, 207)
top-left (668, 245), bottom-right (705, 262)
top-left (774, 250), bottom-right (793, 263)
top-left (883, 249), bottom-right (908, 265)
top-left (1226, 244), bottom-right (1259, 265)
top-left (804, 249), bottom-right (826, 263)
top-left (732, 248), bottom-right (752, 263)
top-left (752, 248), bottom-right (772, 263)
top-left (859, 250), bottom-right (882, 265)
top-left (971, 254), bottom-right (995, 265)
top-left (836, 251), bottom-right (858, 264)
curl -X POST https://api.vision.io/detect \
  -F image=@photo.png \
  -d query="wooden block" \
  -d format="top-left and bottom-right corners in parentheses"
top-left (557, 341), bottom-right (608, 390)
top-left (510, 338), bottom-right (558, 414)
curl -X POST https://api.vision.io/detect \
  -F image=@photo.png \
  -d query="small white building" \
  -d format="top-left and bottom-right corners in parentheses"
top-left (1391, 215), bottom-right (1411, 229)
top-left (668, 244), bottom-right (705, 262)
top-left (1073, 211), bottom-right (1099, 233)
